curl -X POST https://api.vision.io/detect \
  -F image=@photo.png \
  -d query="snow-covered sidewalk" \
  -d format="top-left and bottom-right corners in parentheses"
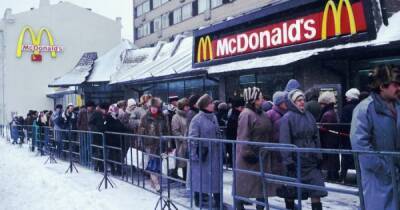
top-left (0, 139), bottom-right (159, 210)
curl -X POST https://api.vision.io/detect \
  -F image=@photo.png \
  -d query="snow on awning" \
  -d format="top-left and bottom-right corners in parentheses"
top-left (49, 52), bottom-right (98, 87)
top-left (111, 36), bottom-right (200, 84)
top-left (207, 11), bottom-right (400, 74)
top-left (87, 40), bottom-right (133, 83)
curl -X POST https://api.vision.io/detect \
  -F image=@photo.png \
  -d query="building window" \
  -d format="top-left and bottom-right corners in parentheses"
top-left (211, 0), bottom-right (223, 8)
top-left (153, 17), bottom-right (162, 32)
top-left (137, 22), bottom-right (151, 38)
top-left (182, 3), bottom-right (193, 20)
top-left (173, 8), bottom-right (182, 24)
top-left (198, 0), bottom-right (210, 14)
top-left (143, 1), bottom-right (150, 13)
top-left (136, 5), bottom-right (143, 17)
top-left (162, 13), bottom-right (170, 28)
top-left (153, 0), bottom-right (161, 8)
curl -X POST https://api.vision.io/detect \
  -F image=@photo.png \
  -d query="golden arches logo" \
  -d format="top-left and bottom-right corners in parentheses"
top-left (16, 26), bottom-right (57, 58)
top-left (197, 36), bottom-right (213, 63)
top-left (321, 0), bottom-right (357, 40)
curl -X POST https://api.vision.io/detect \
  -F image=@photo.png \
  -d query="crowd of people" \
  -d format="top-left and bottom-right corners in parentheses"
top-left (8, 65), bottom-right (400, 210)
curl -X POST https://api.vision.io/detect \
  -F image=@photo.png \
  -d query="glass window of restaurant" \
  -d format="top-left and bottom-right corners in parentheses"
top-left (185, 79), bottom-right (203, 96)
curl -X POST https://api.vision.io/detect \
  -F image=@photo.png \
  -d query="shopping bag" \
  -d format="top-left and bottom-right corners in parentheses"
top-left (162, 149), bottom-right (177, 175)
top-left (125, 147), bottom-right (149, 169)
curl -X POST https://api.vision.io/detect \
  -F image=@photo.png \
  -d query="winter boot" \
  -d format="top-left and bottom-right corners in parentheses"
top-left (311, 202), bottom-right (323, 210)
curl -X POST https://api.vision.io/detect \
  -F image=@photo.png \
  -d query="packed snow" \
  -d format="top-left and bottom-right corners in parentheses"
top-left (0, 139), bottom-right (158, 210)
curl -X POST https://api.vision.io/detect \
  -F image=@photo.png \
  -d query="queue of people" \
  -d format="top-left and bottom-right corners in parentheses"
top-left (9, 65), bottom-right (400, 210)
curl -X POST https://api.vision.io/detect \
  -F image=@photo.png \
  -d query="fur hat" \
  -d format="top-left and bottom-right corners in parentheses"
top-left (370, 65), bottom-right (400, 92)
top-left (177, 98), bottom-right (189, 110)
top-left (272, 91), bottom-right (287, 106)
top-left (148, 97), bottom-right (162, 108)
top-left (117, 100), bottom-right (127, 108)
top-left (318, 91), bottom-right (336, 104)
top-left (168, 96), bottom-right (179, 103)
top-left (127, 99), bottom-right (137, 107)
top-left (140, 94), bottom-right (153, 105)
top-left (345, 88), bottom-right (360, 100)
top-left (196, 94), bottom-right (213, 110)
top-left (231, 96), bottom-right (245, 108)
top-left (243, 87), bottom-right (263, 104)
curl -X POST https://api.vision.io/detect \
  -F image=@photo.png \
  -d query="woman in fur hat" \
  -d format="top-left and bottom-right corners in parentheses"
top-left (188, 94), bottom-right (223, 208)
top-left (279, 89), bottom-right (327, 210)
top-left (139, 97), bottom-right (170, 191)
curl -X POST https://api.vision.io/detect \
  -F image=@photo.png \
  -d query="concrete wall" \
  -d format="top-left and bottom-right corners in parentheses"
top-left (0, 2), bottom-right (121, 122)
top-left (134, 0), bottom-right (274, 47)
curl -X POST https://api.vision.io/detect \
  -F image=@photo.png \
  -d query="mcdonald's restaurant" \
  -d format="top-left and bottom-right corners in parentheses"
top-left (0, 0), bottom-right (122, 123)
top-left (48, 0), bottom-right (400, 110)
top-left (190, 0), bottom-right (400, 109)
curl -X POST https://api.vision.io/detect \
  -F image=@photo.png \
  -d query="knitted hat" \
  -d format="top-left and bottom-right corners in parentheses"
top-left (243, 87), bottom-right (263, 104)
top-left (285, 79), bottom-right (301, 92)
top-left (345, 88), bottom-right (361, 100)
top-left (196, 94), bottom-right (213, 110)
top-left (261, 101), bottom-right (273, 112)
top-left (318, 91), bottom-right (336, 104)
top-left (177, 98), bottom-right (189, 110)
top-left (272, 91), bottom-right (287, 106)
top-left (289, 89), bottom-right (305, 103)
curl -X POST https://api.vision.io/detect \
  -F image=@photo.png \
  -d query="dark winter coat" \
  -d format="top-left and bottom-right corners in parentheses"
top-left (226, 108), bottom-right (241, 140)
top-left (319, 105), bottom-right (340, 172)
top-left (139, 111), bottom-right (170, 155)
top-left (350, 93), bottom-right (400, 210)
top-left (188, 111), bottom-right (222, 194)
top-left (63, 111), bottom-right (77, 130)
top-left (88, 111), bottom-right (106, 146)
top-left (305, 100), bottom-right (321, 121)
top-left (51, 111), bottom-right (65, 130)
top-left (77, 108), bottom-right (89, 131)
top-left (279, 101), bottom-right (327, 198)
top-left (171, 110), bottom-right (188, 168)
top-left (235, 107), bottom-right (277, 198)
top-left (266, 106), bottom-right (287, 175)
top-left (340, 100), bottom-right (359, 170)
top-left (186, 108), bottom-right (199, 133)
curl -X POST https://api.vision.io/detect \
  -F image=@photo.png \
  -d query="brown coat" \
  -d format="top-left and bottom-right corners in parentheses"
top-left (235, 107), bottom-right (276, 198)
top-left (139, 111), bottom-right (170, 155)
top-left (171, 110), bottom-right (188, 168)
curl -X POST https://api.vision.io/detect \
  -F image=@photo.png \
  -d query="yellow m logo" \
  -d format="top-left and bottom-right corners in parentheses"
top-left (16, 26), bottom-right (57, 58)
top-left (197, 36), bottom-right (213, 63)
top-left (321, 0), bottom-right (357, 40)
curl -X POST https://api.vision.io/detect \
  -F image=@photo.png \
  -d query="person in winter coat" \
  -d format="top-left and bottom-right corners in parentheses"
top-left (350, 65), bottom-right (400, 210)
top-left (189, 94), bottom-right (223, 208)
top-left (139, 97), bottom-right (170, 191)
top-left (117, 100), bottom-right (130, 128)
top-left (266, 91), bottom-right (288, 179)
top-left (305, 87), bottom-right (321, 121)
top-left (89, 103), bottom-right (108, 172)
top-left (131, 94), bottom-right (152, 133)
top-left (52, 105), bottom-right (65, 156)
top-left (171, 98), bottom-right (190, 180)
top-left (318, 92), bottom-right (340, 181)
top-left (280, 89), bottom-right (327, 210)
top-left (235, 87), bottom-right (276, 210)
top-left (10, 116), bottom-right (19, 144)
top-left (125, 99), bottom-right (137, 132)
top-left (63, 104), bottom-right (77, 130)
top-left (226, 97), bottom-right (245, 167)
top-left (340, 88), bottom-right (360, 181)
top-left (105, 104), bottom-right (128, 176)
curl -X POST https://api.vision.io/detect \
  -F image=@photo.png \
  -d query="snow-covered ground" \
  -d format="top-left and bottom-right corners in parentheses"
top-left (0, 137), bottom-right (359, 210)
top-left (0, 139), bottom-right (159, 210)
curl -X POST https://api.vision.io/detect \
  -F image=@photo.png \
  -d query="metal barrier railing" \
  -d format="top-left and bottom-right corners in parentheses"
top-left (1, 124), bottom-right (399, 210)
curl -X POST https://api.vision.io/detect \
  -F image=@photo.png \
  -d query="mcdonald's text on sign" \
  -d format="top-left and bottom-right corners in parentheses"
top-left (16, 26), bottom-right (63, 62)
top-left (194, 0), bottom-right (374, 66)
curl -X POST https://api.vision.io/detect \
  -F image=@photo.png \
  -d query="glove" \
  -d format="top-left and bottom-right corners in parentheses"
top-left (243, 154), bottom-right (259, 165)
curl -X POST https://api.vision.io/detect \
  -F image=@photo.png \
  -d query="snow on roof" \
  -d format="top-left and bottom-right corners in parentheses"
top-left (207, 11), bottom-right (400, 74)
top-left (87, 40), bottom-right (133, 83)
top-left (110, 36), bottom-right (196, 84)
top-left (49, 52), bottom-right (98, 87)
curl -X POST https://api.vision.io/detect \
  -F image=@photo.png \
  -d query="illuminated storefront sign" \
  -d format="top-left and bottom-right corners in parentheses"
top-left (16, 26), bottom-right (63, 62)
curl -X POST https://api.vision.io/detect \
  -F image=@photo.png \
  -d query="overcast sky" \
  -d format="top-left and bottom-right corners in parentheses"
top-left (1, 0), bottom-right (133, 41)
